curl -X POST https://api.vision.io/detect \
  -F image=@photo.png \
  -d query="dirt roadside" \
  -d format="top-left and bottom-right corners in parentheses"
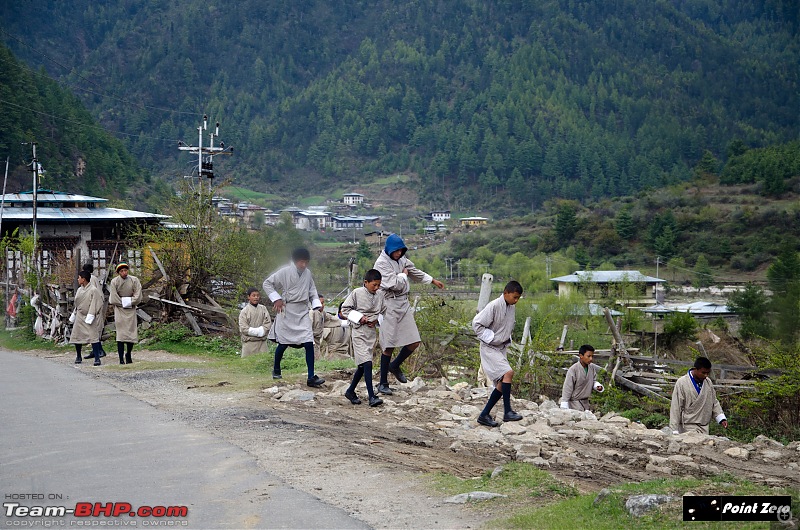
top-left (29, 348), bottom-right (800, 529)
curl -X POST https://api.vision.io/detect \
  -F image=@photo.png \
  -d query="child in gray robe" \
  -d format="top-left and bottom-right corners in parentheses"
top-left (341, 269), bottom-right (385, 407)
top-left (560, 344), bottom-right (604, 411)
top-left (262, 248), bottom-right (325, 388)
top-left (472, 281), bottom-right (524, 427)
top-left (70, 270), bottom-right (103, 365)
top-left (373, 233), bottom-right (444, 395)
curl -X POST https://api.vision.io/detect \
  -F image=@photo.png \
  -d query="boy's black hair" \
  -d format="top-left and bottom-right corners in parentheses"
top-left (78, 270), bottom-right (91, 281)
top-left (82, 263), bottom-right (94, 273)
top-left (364, 268), bottom-right (382, 282)
top-left (694, 356), bottom-right (712, 370)
top-left (246, 287), bottom-right (259, 296)
top-left (504, 280), bottom-right (523, 294)
top-left (578, 344), bottom-right (595, 355)
top-left (292, 247), bottom-right (311, 262)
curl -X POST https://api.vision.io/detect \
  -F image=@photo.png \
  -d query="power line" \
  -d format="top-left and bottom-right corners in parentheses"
top-left (0, 98), bottom-right (182, 143)
top-left (0, 28), bottom-right (201, 118)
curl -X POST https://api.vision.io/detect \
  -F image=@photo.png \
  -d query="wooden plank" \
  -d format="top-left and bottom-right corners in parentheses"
top-left (198, 322), bottom-right (233, 333)
top-left (136, 308), bottom-right (153, 323)
top-left (147, 247), bottom-right (202, 336)
top-left (175, 288), bottom-right (203, 336)
top-left (201, 290), bottom-right (222, 308)
top-left (614, 372), bottom-right (669, 401)
top-left (185, 300), bottom-right (230, 316)
top-left (148, 247), bottom-right (169, 281)
top-left (141, 269), bottom-right (163, 289)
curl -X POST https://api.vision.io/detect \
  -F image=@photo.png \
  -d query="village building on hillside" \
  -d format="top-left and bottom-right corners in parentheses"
top-left (237, 202), bottom-right (270, 228)
top-left (342, 193), bottom-right (364, 206)
top-left (428, 210), bottom-right (451, 222)
top-left (550, 270), bottom-right (665, 305)
top-left (1, 189), bottom-right (169, 284)
top-left (641, 301), bottom-right (734, 320)
top-left (459, 216), bottom-right (488, 227)
top-left (331, 215), bottom-right (364, 231)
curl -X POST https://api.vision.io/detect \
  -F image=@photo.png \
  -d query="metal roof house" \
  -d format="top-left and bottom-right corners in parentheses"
top-left (1, 189), bottom-right (169, 284)
top-left (550, 270), bottom-right (666, 305)
top-left (342, 193), bottom-right (365, 206)
top-left (642, 301), bottom-right (733, 318)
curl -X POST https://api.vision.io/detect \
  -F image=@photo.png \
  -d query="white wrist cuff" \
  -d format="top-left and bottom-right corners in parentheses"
top-left (560, 401), bottom-right (569, 410)
top-left (377, 314), bottom-right (384, 326)
top-left (421, 273), bottom-right (433, 284)
top-left (340, 319), bottom-right (349, 327)
top-left (85, 314), bottom-right (95, 324)
top-left (267, 292), bottom-right (282, 303)
top-left (311, 298), bottom-right (322, 310)
top-left (593, 381), bottom-right (604, 392)
top-left (715, 413), bottom-right (727, 423)
top-left (121, 297), bottom-right (132, 308)
top-left (397, 272), bottom-right (408, 281)
top-left (477, 328), bottom-right (495, 343)
top-left (347, 310), bottom-right (364, 324)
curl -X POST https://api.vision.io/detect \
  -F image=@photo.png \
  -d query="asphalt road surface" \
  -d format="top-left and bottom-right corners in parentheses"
top-left (0, 349), bottom-right (368, 529)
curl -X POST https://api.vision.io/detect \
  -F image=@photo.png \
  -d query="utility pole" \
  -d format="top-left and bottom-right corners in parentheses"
top-left (178, 115), bottom-right (233, 202)
top-left (23, 143), bottom-right (43, 285)
top-left (654, 256), bottom-right (662, 302)
top-left (654, 256), bottom-right (662, 358)
top-left (545, 254), bottom-right (552, 278)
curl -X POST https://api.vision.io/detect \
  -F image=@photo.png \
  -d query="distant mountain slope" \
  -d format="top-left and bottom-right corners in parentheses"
top-left (1, 1), bottom-right (797, 211)
top-left (0, 44), bottom-right (164, 206)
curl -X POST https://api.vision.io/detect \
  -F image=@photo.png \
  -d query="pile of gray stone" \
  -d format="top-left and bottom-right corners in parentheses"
top-left (265, 375), bottom-right (800, 488)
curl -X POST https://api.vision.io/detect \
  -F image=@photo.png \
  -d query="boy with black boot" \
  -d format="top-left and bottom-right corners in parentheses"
top-left (472, 280), bottom-right (524, 427)
top-left (108, 263), bottom-right (141, 364)
top-left (341, 269), bottom-right (385, 407)
top-left (373, 234), bottom-right (444, 395)
top-left (263, 248), bottom-right (325, 388)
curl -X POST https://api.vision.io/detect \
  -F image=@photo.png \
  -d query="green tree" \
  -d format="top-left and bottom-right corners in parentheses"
top-left (661, 312), bottom-right (698, 347)
top-left (356, 240), bottom-right (373, 261)
top-left (766, 246), bottom-right (800, 344)
top-left (615, 208), bottom-right (635, 240)
top-left (694, 149), bottom-right (719, 177)
top-left (555, 203), bottom-right (577, 243)
top-left (727, 283), bottom-right (772, 339)
top-left (693, 254), bottom-right (713, 288)
top-left (648, 212), bottom-right (678, 258)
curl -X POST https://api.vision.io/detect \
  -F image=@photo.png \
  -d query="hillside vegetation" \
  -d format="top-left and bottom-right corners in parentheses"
top-left (0, 44), bottom-right (165, 205)
top-left (1, 1), bottom-right (797, 212)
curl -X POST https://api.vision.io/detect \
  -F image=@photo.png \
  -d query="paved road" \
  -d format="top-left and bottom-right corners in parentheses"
top-left (0, 350), bottom-right (368, 529)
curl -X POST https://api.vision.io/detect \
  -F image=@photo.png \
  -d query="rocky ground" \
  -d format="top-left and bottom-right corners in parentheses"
top-left (35, 348), bottom-right (800, 528)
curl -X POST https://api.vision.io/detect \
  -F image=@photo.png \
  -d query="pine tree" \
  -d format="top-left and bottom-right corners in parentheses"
top-left (615, 208), bottom-right (635, 240)
top-left (693, 254), bottom-right (713, 288)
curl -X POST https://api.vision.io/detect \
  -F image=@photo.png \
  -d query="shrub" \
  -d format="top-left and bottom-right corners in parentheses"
top-left (660, 312), bottom-right (698, 347)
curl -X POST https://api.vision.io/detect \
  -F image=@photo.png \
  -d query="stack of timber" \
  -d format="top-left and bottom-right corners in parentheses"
top-left (29, 247), bottom-right (237, 343)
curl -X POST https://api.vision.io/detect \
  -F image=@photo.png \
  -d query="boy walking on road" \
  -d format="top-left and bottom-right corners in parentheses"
top-left (472, 281), bottom-right (524, 427)
top-left (263, 248), bottom-right (325, 388)
top-left (373, 234), bottom-right (444, 395)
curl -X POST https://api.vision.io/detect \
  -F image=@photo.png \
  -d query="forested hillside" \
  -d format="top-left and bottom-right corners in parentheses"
top-left (1, 1), bottom-right (797, 211)
top-left (0, 44), bottom-right (167, 206)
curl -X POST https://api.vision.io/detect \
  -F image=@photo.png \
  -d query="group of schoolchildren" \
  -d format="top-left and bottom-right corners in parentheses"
top-left (70, 262), bottom-right (142, 366)
top-left (242, 235), bottom-right (730, 432)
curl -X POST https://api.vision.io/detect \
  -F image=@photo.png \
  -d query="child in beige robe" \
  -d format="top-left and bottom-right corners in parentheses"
top-left (239, 287), bottom-right (272, 357)
top-left (670, 357), bottom-right (728, 434)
